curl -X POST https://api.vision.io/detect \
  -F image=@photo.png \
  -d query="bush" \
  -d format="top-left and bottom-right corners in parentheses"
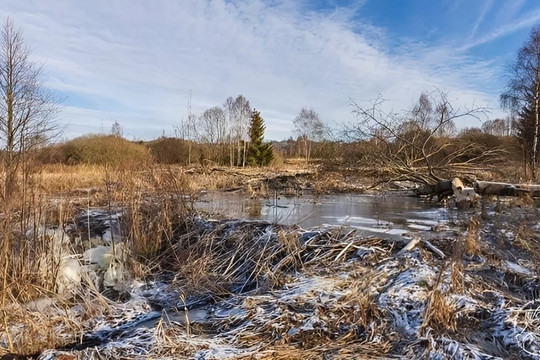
top-left (47, 134), bottom-right (151, 166)
top-left (146, 137), bottom-right (200, 165)
top-left (456, 129), bottom-right (521, 162)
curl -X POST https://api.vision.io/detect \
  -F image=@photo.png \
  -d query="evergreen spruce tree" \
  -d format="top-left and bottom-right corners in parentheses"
top-left (247, 109), bottom-right (273, 166)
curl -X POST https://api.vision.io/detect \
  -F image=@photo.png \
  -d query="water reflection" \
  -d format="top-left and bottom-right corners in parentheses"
top-left (196, 192), bottom-right (448, 236)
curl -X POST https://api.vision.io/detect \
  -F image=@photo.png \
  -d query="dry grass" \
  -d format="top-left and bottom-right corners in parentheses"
top-left (515, 221), bottom-right (540, 251)
top-left (422, 289), bottom-right (457, 333)
top-left (0, 272), bottom-right (113, 356)
top-left (4, 160), bottom-right (533, 358)
top-left (36, 163), bottom-right (315, 197)
top-left (0, 162), bottom-right (196, 355)
top-left (422, 265), bottom-right (457, 334)
top-left (39, 164), bottom-right (110, 193)
top-left (0, 160), bottom-right (307, 324)
top-left (465, 217), bottom-right (481, 256)
top-left (450, 256), bottom-right (464, 293)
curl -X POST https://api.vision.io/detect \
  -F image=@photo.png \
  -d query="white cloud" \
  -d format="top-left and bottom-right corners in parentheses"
top-left (469, 0), bottom-right (494, 40)
top-left (1, 0), bottom-right (512, 140)
top-left (460, 10), bottom-right (540, 52)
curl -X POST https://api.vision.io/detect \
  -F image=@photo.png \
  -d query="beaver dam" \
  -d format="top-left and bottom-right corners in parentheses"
top-left (2, 193), bottom-right (540, 359)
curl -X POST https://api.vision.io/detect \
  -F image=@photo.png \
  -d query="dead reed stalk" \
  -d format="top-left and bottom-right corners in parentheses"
top-left (465, 217), bottom-right (481, 256)
top-left (422, 263), bottom-right (457, 334)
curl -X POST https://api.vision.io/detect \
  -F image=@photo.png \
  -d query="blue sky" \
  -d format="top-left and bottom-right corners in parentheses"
top-left (3, 0), bottom-right (540, 140)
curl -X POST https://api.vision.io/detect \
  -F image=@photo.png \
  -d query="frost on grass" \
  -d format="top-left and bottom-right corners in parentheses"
top-left (3, 204), bottom-right (540, 359)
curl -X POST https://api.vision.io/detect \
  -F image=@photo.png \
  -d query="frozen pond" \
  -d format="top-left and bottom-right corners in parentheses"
top-left (196, 192), bottom-right (449, 236)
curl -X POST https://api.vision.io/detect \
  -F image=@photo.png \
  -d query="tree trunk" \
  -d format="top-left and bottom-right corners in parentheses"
top-left (237, 140), bottom-right (241, 167)
top-left (242, 141), bottom-right (247, 167)
top-left (474, 181), bottom-right (530, 197)
top-left (229, 140), bottom-right (234, 167)
top-left (534, 82), bottom-right (539, 181)
top-left (415, 180), bottom-right (453, 200)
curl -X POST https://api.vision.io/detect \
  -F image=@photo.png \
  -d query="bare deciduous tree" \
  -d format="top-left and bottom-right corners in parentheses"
top-left (293, 107), bottom-right (324, 163)
top-left (481, 118), bottom-right (507, 136)
top-left (0, 18), bottom-right (60, 351)
top-left (111, 121), bottom-right (123, 137)
top-left (501, 25), bottom-right (540, 180)
top-left (199, 106), bottom-right (227, 163)
top-left (0, 18), bottom-right (59, 196)
top-left (200, 106), bottom-right (225, 145)
top-left (345, 90), bottom-right (498, 187)
top-left (224, 95), bottom-right (251, 167)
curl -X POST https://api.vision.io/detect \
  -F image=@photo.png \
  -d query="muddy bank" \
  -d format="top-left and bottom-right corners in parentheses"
top-left (2, 195), bottom-right (539, 359)
top-left (45, 165), bottom-right (374, 206)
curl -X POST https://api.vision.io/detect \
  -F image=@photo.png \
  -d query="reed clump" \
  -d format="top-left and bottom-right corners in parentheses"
top-left (422, 265), bottom-right (457, 334)
top-left (464, 216), bottom-right (481, 256)
top-left (0, 161), bottom-right (197, 355)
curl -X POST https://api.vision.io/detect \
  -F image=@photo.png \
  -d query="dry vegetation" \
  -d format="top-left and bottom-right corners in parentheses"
top-left (0, 129), bottom-right (535, 360)
top-left (0, 129), bottom-right (538, 359)
top-left (1, 13), bottom-right (540, 360)
top-left (0, 157), bottom-right (540, 359)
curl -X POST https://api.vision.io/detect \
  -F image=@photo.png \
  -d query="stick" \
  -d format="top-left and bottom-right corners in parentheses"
top-left (334, 240), bottom-right (355, 261)
top-left (421, 239), bottom-right (445, 259)
top-left (397, 237), bottom-right (421, 255)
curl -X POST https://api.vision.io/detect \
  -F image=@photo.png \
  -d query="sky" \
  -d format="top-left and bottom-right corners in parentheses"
top-left (2, 0), bottom-right (540, 141)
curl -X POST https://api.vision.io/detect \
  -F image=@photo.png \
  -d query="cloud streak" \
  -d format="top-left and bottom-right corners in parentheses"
top-left (0, 0), bottom-right (529, 140)
top-left (460, 10), bottom-right (540, 52)
top-left (469, 0), bottom-right (493, 40)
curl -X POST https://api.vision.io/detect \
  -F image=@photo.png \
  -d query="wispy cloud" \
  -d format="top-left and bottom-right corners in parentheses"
top-left (469, 0), bottom-right (493, 40)
top-left (461, 9), bottom-right (540, 52)
top-left (0, 0), bottom-right (525, 140)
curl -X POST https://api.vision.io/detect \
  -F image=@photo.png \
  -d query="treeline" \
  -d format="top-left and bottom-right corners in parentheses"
top-left (34, 123), bottom-right (520, 172)
top-left (36, 134), bottom-right (274, 167)
top-left (37, 106), bottom-right (275, 167)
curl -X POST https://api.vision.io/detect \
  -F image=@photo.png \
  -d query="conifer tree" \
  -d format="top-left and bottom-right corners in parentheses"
top-left (247, 109), bottom-right (273, 166)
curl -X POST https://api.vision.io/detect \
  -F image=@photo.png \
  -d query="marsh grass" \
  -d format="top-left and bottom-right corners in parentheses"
top-left (3, 159), bottom-right (527, 358)
top-left (422, 264), bottom-right (457, 334)
top-left (0, 159), bottom-right (455, 357)
top-left (465, 217), bottom-right (481, 256)
top-left (0, 161), bottom-right (197, 355)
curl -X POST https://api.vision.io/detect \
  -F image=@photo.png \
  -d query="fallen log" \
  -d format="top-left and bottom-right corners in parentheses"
top-left (415, 178), bottom-right (540, 200)
top-left (474, 181), bottom-right (530, 197)
top-left (451, 177), bottom-right (479, 204)
top-left (416, 178), bottom-right (478, 202)
top-left (451, 177), bottom-right (464, 192)
top-left (516, 184), bottom-right (540, 197)
top-left (397, 237), bottom-right (422, 255)
top-left (415, 180), bottom-right (453, 200)
top-left (421, 239), bottom-right (446, 259)
top-left (397, 237), bottom-right (445, 259)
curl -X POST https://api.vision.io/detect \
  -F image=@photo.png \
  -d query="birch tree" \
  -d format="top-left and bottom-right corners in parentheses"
top-left (0, 18), bottom-right (59, 197)
top-left (501, 25), bottom-right (540, 180)
top-left (293, 107), bottom-right (324, 163)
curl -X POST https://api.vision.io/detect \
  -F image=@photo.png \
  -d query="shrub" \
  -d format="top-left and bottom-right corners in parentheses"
top-left (57, 134), bottom-right (151, 166)
top-left (146, 137), bottom-right (201, 165)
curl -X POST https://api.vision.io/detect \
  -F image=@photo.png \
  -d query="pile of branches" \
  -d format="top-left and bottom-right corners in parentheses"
top-left (154, 218), bottom-right (389, 296)
top-left (345, 90), bottom-right (506, 187)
